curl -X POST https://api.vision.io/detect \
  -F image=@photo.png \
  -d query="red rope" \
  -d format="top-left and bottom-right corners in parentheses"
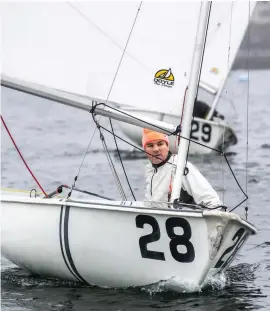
top-left (1, 115), bottom-right (48, 197)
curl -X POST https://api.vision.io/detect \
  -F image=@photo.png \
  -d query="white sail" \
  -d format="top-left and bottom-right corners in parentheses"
top-left (1, 2), bottom-right (254, 116)
top-left (201, 2), bottom-right (256, 119)
top-left (201, 2), bottom-right (256, 91)
top-left (1, 2), bottom-right (202, 116)
top-left (1, 2), bottom-right (137, 100)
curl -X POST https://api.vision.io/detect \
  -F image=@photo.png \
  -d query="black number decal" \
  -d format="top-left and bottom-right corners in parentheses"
top-left (215, 228), bottom-right (246, 269)
top-left (191, 121), bottom-right (212, 143)
top-left (136, 215), bottom-right (165, 261)
top-left (166, 217), bottom-right (195, 263)
top-left (221, 232), bottom-right (249, 269)
top-left (190, 120), bottom-right (199, 140)
top-left (201, 124), bottom-right (212, 143)
top-left (136, 215), bottom-right (195, 262)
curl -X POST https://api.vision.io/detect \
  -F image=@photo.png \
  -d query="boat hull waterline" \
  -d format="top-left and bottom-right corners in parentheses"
top-left (1, 195), bottom-right (256, 290)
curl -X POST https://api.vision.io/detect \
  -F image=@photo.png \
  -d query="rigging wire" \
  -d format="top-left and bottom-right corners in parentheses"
top-left (109, 121), bottom-right (137, 200)
top-left (103, 2), bottom-right (142, 104)
top-left (91, 103), bottom-right (180, 136)
top-left (103, 2), bottom-right (143, 201)
top-left (1, 115), bottom-right (48, 197)
top-left (67, 2), bottom-right (147, 71)
top-left (96, 121), bottom-right (127, 201)
top-left (66, 2), bottom-right (142, 200)
top-left (176, 86), bottom-right (188, 147)
top-left (91, 106), bottom-right (221, 152)
top-left (221, 2), bottom-right (234, 205)
top-left (223, 4), bottom-right (235, 121)
top-left (245, 2), bottom-right (251, 220)
top-left (66, 125), bottom-right (99, 199)
top-left (91, 106), bottom-right (248, 212)
top-left (91, 102), bottom-right (217, 151)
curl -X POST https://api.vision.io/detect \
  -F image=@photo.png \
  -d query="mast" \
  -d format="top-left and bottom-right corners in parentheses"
top-left (205, 76), bottom-right (227, 120)
top-left (170, 2), bottom-right (211, 202)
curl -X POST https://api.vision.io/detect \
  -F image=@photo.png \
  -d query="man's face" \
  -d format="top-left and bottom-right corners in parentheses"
top-left (145, 140), bottom-right (169, 165)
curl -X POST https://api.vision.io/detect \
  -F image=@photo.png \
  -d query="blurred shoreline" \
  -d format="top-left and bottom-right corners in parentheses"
top-left (233, 2), bottom-right (270, 70)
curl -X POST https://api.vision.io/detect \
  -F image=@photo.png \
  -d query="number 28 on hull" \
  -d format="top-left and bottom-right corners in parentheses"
top-left (1, 196), bottom-right (256, 289)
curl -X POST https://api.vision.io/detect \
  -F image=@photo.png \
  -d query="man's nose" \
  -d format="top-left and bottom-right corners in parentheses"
top-left (153, 145), bottom-right (159, 152)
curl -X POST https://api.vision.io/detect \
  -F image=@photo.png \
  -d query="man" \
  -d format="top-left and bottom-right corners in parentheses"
top-left (142, 128), bottom-right (223, 209)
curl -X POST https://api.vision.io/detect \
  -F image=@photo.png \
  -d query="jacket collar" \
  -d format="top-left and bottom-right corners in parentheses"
top-left (152, 151), bottom-right (172, 169)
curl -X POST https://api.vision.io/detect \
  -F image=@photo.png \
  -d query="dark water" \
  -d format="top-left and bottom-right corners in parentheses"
top-left (1, 70), bottom-right (270, 310)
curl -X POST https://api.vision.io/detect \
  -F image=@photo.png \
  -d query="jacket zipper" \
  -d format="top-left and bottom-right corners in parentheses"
top-left (150, 167), bottom-right (157, 196)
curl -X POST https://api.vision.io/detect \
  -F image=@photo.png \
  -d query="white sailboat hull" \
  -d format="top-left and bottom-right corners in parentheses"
top-left (116, 108), bottom-right (237, 154)
top-left (1, 195), bottom-right (255, 289)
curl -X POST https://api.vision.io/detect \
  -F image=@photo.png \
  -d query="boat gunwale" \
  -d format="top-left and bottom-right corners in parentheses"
top-left (1, 195), bottom-right (258, 233)
top-left (1, 195), bottom-right (204, 218)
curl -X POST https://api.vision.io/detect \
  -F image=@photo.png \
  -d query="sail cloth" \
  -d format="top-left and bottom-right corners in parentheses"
top-left (1, 2), bottom-right (254, 115)
top-left (201, 2), bottom-right (256, 91)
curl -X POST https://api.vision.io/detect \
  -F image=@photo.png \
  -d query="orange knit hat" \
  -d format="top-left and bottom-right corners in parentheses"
top-left (142, 128), bottom-right (169, 149)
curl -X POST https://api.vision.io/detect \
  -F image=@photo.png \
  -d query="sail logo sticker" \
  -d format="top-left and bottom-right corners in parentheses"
top-left (154, 68), bottom-right (174, 88)
top-left (211, 67), bottom-right (219, 74)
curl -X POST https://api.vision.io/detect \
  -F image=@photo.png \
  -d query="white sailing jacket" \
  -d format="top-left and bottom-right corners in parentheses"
top-left (144, 153), bottom-right (222, 208)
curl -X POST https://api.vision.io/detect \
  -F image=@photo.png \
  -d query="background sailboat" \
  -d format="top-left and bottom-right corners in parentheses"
top-left (1, 2), bottom-right (256, 291)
